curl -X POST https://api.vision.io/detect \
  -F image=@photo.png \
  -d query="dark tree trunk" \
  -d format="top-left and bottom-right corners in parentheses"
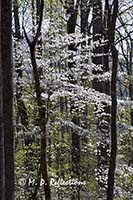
top-left (13, 0), bottom-right (21, 39)
top-left (129, 39), bottom-right (133, 126)
top-left (36, 0), bottom-right (41, 22)
top-left (81, 0), bottom-right (91, 35)
top-left (0, 1), bottom-right (5, 199)
top-left (36, 0), bottom-right (42, 58)
top-left (30, 46), bottom-right (51, 200)
top-left (107, 46), bottom-right (118, 200)
top-left (1, 0), bottom-right (14, 199)
top-left (0, 65), bottom-right (5, 200)
top-left (128, 39), bottom-right (133, 167)
top-left (107, 1), bottom-right (118, 199)
top-left (0, 60), bottom-right (5, 200)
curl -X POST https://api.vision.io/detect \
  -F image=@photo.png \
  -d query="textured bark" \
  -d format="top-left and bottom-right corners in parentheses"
top-left (129, 39), bottom-right (133, 126)
top-left (107, 46), bottom-right (118, 200)
top-left (0, 64), bottom-right (5, 200)
top-left (107, 1), bottom-right (118, 199)
top-left (0, 1), bottom-right (5, 199)
top-left (128, 39), bottom-right (133, 166)
top-left (1, 0), bottom-right (14, 199)
top-left (13, 0), bottom-right (21, 39)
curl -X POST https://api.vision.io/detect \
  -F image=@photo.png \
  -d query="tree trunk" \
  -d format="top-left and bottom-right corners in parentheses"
top-left (107, 45), bottom-right (118, 200)
top-left (24, 1), bottom-right (51, 199)
top-left (30, 46), bottom-right (51, 200)
top-left (0, 1), bottom-right (5, 199)
top-left (107, 1), bottom-right (118, 199)
top-left (1, 0), bottom-right (14, 199)
top-left (129, 39), bottom-right (133, 126)
top-left (13, 0), bottom-right (21, 39)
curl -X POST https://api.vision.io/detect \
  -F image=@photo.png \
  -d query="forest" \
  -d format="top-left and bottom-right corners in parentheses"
top-left (0, 0), bottom-right (133, 200)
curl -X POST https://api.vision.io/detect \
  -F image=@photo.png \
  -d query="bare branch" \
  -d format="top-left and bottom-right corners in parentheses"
top-left (23, 0), bottom-right (44, 47)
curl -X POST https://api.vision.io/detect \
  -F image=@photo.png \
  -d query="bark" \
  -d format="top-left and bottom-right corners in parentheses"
top-left (1, 0), bottom-right (14, 199)
top-left (81, 0), bottom-right (91, 35)
top-left (36, 0), bottom-right (41, 23)
top-left (36, 0), bottom-right (42, 58)
top-left (0, 65), bottom-right (5, 200)
top-left (13, 0), bottom-right (21, 39)
top-left (107, 1), bottom-right (118, 199)
top-left (0, 1), bottom-right (5, 199)
top-left (128, 39), bottom-right (133, 166)
top-left (30, 39), bottom-right (51, 200)
top-left (0, 60), bottom-right (5, 200)
top-left (107, 46), bottom-right (118, 200)
top-left (129, 39), bottom-right (133, 126)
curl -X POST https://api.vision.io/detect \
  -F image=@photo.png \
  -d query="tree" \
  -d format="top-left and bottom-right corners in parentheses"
top-left (107, 0), bottom-right (118, 199)
top-left (1, 0), bottom-right (14, 199)
top-left (0, 1), bottom-right (5, 199)
top-left (24, 0), bottom-right (51, 199)
top-left (12, 0), bottom-right (132, 199)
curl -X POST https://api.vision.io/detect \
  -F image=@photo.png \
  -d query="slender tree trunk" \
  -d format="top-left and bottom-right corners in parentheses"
top-left (30, 46), bottom-right (51, 200)
top-left (36, 0), bottom-right (42, 58)
top-left (129, 39), bottom-right (133, 126)
top-left (14, 0), bottom-right (21, 39)
top-left (81, 0), bottom-right (91, 35)
top-left (128, 39), bottom-right (133, 166)
top-left (24, 1), bottom-right (51, 199)
top-left (122, 38), bottom-right (133, 167)
top-left (107, 45), bottom-right (118, 200)
top-left (107, 1), bottom-right (118, 199)
top-left (1, 0), bottom-right (14, 199)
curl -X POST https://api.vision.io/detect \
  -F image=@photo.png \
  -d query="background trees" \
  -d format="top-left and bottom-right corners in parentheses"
top-left (0, 0), bottom-right (132, 200)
